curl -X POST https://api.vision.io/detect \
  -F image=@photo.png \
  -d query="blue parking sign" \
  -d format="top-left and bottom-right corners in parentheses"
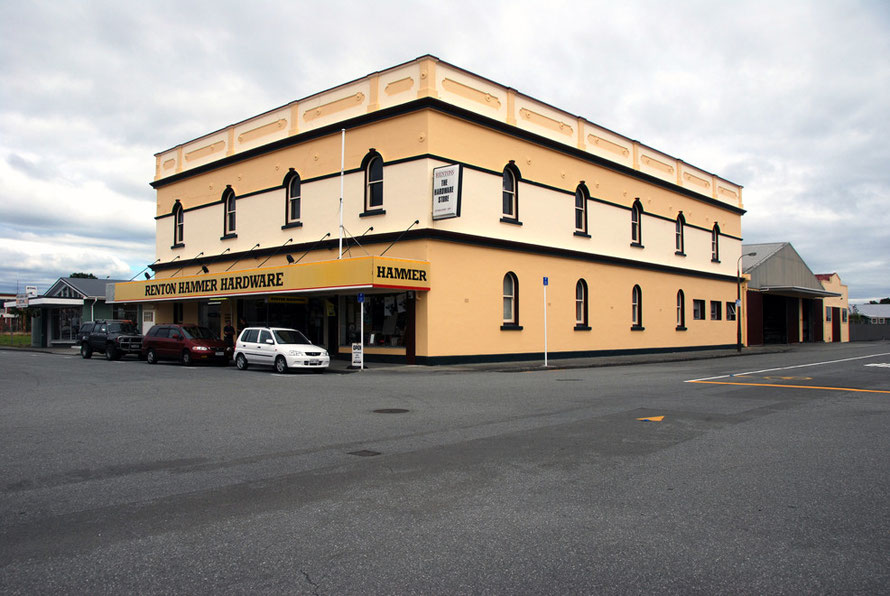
top-left (357, 293), bottom-right (364, 303)
top-left (543, 277), bottom-right (549, 286)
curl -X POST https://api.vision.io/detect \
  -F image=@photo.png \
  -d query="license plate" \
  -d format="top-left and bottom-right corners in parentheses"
top-left (215, 351), bottom-right (224, 356)
top-left (309, 360), bottom-right (320, 366)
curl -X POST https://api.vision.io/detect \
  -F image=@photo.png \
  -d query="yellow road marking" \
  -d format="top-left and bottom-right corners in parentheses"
top-left (689, 380), bottom-right (890, 394)
top-left (763, 376), bottom-right (812, 381)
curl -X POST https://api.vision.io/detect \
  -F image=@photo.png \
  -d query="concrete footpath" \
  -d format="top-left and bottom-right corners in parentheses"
top-left (0, 343), bottom-right (791, 373)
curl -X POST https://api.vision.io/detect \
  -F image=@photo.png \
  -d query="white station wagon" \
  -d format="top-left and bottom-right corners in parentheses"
top-left (234, 327), bottom-right (330, 373)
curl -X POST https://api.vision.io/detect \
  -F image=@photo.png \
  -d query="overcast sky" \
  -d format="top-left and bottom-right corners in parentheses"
top-left (1, 0), bottom-right (887, 301)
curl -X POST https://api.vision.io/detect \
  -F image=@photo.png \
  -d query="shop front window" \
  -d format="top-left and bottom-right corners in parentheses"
top-left (51, 307), bottom-right (81, 342)
top-left (339, 293), bottom-right (410, 348)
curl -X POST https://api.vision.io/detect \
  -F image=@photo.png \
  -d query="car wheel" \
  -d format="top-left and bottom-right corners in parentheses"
top-left (274, 356), bottom-right (288, 374)
top-left (105, 344), bottom-right (117, 361)
top-left (146, 349), bottom-right (157, 364)
top-left (235, 353), bottom-right (248, 370)
top-left (81, 344), bottom-right (92, 359)
top-left (181, 350), bottom-right (192, 366)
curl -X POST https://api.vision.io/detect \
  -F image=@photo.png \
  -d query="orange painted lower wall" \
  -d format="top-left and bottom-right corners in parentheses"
top-left (416, 240), bottom-right (737, 361)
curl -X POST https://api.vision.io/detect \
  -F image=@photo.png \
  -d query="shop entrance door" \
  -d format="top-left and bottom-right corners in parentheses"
top-left (198, 301), bottom-right (221, 337)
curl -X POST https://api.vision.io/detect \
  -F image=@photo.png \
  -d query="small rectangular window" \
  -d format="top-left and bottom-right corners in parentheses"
top-left (693, 300), bottom-right (706, 320)
top-left (842, 309), bottom-right (847, 323)
top-left (711, 301), bottom-right (722, 320)
top-left (825, 307), bottom-right (832, 321)
top-left (726, 302), bottom-right (737, 321)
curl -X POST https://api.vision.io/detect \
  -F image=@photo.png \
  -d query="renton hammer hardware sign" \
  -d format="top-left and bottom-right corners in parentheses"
top-left (143, 272), bottom-right (284, 297)
top-left (112, 256), bottom-right (430, 302)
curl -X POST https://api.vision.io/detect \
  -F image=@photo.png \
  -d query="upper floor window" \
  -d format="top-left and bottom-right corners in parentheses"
top-left (677, 290), bottom-right (686, 329)
top-left (631, 200), bottom-right (643, 245)
top-left (502, 163), bottom-right (519, 221)
top-left (503, 272), bottom-right (519, 327)
top-left (675, 213), bottom-right (685, 255)
top-left (286, 171), bottom-right (301, 223)
top-left (632, 284), bottom-right (643, 329)
top-left (173, 201), bottom-right (184, 246)
top-left (223, 188), bottom-right (236, 236)
top-left (363, 150), bottom-right (384, 212)
top-left (575, 279), bottom-right (589, 329)
top-left (711, 224), bottom-right (720, 262)
top-left (574, 184), bottom-right (589, 235)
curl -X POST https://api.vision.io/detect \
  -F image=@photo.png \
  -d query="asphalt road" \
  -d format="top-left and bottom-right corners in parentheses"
top-left (1, 343), bottom-right (888, 594)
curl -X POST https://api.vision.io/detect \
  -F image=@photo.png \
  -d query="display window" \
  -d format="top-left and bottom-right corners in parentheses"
top-left (339, 293), bottom-right (409, 348)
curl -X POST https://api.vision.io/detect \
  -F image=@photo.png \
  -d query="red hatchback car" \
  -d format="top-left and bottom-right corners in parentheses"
top-left (142, 324), bottom-right (232, 366)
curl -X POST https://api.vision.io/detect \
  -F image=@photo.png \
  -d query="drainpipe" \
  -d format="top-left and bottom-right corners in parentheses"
top-left (90, 298), bottom-right (97, 321)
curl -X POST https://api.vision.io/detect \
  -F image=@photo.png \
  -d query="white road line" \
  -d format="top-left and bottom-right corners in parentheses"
top-left (686, 352), bottom-right (890, 383)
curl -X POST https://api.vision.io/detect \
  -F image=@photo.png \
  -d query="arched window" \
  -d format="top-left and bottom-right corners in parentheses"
top-left (631, 200), bottom-right (643, 245)
top-left (503, 272), bottom-right (519, 327)
top-left (711, 224), bottom-right (720, 262)
top-left (285, 171), bottom-right (301, 223)
top-left (172, 201), bottom-right (184, 246)
top-left (575, 184), bottom-right (589, 235)
top-left (222, 188), bottom-right (236, 236)
top-left (575, 279), bottom-right (589, 328)
top-left (632, 284), bottom-right (643, 329)
top-left (675, 213), bottom-right (685, 255)
top-left (363, 151), bottom-right (384, 212)
top-left (502, 163), bottom-right (519, 220)
top-left (676, 290), bottom-right (686, 329)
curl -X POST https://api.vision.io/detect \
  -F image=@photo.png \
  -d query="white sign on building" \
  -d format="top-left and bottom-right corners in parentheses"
top-left (432, 164), bottom-right (462, 220)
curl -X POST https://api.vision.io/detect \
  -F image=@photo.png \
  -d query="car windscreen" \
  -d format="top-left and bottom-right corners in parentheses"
top-left (181, 326), bottom-right (217, 340)
top-left (108, 322), bottom-right (137, 334)
top-left (273, 329), bottom-right (311, 345)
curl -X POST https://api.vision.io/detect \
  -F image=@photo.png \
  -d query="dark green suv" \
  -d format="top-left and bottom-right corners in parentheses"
top-left (80, 320), bottom-right (143, 360)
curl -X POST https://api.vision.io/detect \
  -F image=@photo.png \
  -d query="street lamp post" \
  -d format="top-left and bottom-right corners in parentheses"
top-left (737, 252), bottom-right (756, 352)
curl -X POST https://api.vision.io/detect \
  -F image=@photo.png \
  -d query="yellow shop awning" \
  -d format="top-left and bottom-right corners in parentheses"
top-left (109, 256), bottom-right (430, 303)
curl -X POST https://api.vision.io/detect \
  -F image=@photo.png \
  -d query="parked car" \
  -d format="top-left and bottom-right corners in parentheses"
top-left (142, 324), bottom-right (232, 366)
top-left (234, 327), bottom-right (329, 373)
top-left (81, 320), bottom-right (142, 360)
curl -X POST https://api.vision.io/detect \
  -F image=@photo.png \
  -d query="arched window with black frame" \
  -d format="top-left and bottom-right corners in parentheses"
top-left (575, 279), bottom-right (589, 329)
top-left (631, 199), bottom-right (643, 246)
top-left (574, 183), bottom-right (589, 235)
top-left (172, 201), bottom-right (184, 246)
top-left (222, 187), bottom-right (236, 236)
top-left (675, 213), bottom-right (685, 255)
top-left (502, 272), bottom-right (520, 328)
top-left (632, 284), bottom-right (643, 329)
top-left (285, 170), bottom-right (301, 224)
top-left (676, 289), bottom-right (686, 330)
top-left (711, 223), bottom-right (720, 262)
top-left (362, 150), bottom-right (384, 213)
top-left (502, 162), bottom-right (520, 221)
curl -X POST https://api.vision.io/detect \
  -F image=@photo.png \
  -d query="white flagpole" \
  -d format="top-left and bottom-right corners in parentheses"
top-left (338, 128), bottom-right (345, 259)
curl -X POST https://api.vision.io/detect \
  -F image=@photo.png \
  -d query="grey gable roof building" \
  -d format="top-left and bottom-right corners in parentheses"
top-left (46, 277), bottom-right (129, 299)
top-left (742, 242), bottom-right (838, 298)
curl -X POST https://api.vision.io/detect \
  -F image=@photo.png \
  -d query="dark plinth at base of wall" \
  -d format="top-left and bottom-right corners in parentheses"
top-left (413, 344), bottom-right (736, 366)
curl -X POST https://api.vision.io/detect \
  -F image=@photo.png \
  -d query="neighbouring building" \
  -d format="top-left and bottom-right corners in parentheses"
top-left (853, 304), bottom-right (890, 324)
top-left (4, 277), bottom-right (140, 347)
top-left (815, 273), bottom-right (849, 342)
top-left (109, 55), bottom-right (746, 364)
top-left (743, 243), bottom-right (847, 344)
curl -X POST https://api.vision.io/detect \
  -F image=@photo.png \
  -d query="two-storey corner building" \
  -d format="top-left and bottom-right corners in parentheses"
top-left (110, 55), bottom-right (746, 364)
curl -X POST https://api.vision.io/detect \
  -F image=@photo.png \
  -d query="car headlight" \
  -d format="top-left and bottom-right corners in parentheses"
top-left (288, 350), bottom-right (304, 356)
top-left (193, 346), bottom-right (211, 351)
top-left (321, 350), bottom-right (328, 357)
